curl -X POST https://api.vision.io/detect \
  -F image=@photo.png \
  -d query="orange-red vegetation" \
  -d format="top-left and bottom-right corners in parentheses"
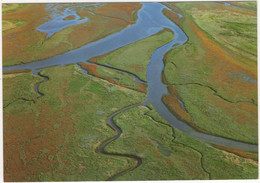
top-left (63, 15), bottom-right (76, 20)
top-left (3, 69), bottom-right (31, 74)
top-left (94, 3), bottom-right (142, 24)
top-left (3, 3), bottom-right (142, 66)
top-left (68, 3), bottom-right (141, 50)
top-left (78, 62), bottom-right (146, 93)
top-left (162, 86), bottom-right (192, 124)
top-left (190, 21), bottom-right (257, 102)
top-left (162, 86), bottom-right (211, 134)
top-left (4, 102), bottom-right (75, 181)
top-left (3, 4), bottom-right (48, 66)
top-left (214, 144), bottom-right (258, 162)
top-left (128, 65), bottom-right (144, 72)
top-left (219, 5), bottom-right (256, 16)
top-left (163, 9), bottom-right (183, 28)
top-left (88, 52), bottom-right (112, 63)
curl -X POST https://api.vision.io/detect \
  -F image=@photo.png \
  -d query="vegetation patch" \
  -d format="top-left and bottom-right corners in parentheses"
top-left (78, 62), bottom-right (147, 93)
top-left (89, 29), bottom-right (174, 81)
top-left (3, 72), bottom-right (43, 107)
top-left (63, 15), bottom-right (76, 20)
top-left (162, 2), bottom-right (257, 144)
top-left (188, 3), bottom-right (257, 62)
top-left (105, 105), bottom-right (258, 180)
top-left (3, 64), bottom-right (146, 181)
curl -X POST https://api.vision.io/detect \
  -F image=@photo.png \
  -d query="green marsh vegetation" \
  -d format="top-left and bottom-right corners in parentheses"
top-left (188, 2), bottom-right (257, 62)
top-left (95, 66), bottom-right (147, 92)
top-left (162, 2), bottom-right (257, 144)
top-left (105, 105), bottom-right (258, 180)
top-left (91, 29), bottom-right (174, 81)
top-left (3, 64), bottom-right (146, 181)
top-left (3, 72), bottom-right (43, 107)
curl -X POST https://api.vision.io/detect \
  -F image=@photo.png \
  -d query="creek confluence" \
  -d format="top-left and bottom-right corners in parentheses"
top-left (3, 2), bottom-right (258, 152)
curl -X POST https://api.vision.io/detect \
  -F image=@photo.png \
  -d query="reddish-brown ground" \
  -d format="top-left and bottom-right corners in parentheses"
top-left (213, 145), bottom-right (258, 162)
top-left (4, 103), bottom-right (75, 181)
top-left (162, 86), bottom-right (209, 134)
top-left (78, 62), bottom-right (146, 93)
top-left (88, 52), bottom-right (112, 63)
top-left (3, 4), bottom-right (48, 66)
top-left (162, 86), bottom-right (192, 123)
top-left (218, 5), bottom-right (256, 16)
top-left (63, 15), bottom-right (76, 20)
top-left (3, 69), bottom-right (31, 74)
top-left (3, 3), bottom-right (142, 66)
top-left (189, 21), bottom-right (257, 103)
top-left (94, 3), bottom-right (141, 24)
top-left (163, 9), bottom-right (183, 28)
top-left (68, 3), bottom-right (141, 53)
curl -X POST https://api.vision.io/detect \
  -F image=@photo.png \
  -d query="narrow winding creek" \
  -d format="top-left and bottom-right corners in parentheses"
top-left (3, 2), bottom-right (257, 167)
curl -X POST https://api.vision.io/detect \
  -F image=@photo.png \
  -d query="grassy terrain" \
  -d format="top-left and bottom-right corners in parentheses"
top-left (78, 62), bottom-right (147, 93)
top-left (162, 2), bottom-right (257, 144)
top-left (89, 29), bottom-right (174, 81)
top-left (105, 105), bottom-right (258, 180)
top-left (2, 4), bottom-right (26, 14)
top-left (229, 1), bottom-right (257, 10)
top-left (187, 2), bottom-right (257, 62)
top-left (2, 3), bottom-right (142, 66)
top-left (3, 64), bottom-right (146, 181)
top-left (3, 72), bottom-right (43, 108)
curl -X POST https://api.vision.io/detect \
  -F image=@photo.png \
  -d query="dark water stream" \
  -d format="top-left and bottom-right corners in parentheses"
top-left (3, 3), bottom-right (257, 152)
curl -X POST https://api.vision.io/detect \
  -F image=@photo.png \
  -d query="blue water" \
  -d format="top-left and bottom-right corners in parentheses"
top-left (36, 3), bottom-right (102, 38)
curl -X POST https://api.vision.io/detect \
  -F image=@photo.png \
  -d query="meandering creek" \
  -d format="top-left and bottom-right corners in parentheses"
top-left (3, 2), bottom-right (257, 161)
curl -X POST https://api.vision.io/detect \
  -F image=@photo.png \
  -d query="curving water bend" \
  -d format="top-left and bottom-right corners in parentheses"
top-left (3, 3), bottom-right (257, 152)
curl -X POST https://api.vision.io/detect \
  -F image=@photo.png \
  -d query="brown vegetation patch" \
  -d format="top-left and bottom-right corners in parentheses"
top-left (78, 62), bottom-right (100, 77)
top-left (137, 83), bottom-right (147, 93)
top-left (128, 65), bottom-right (143, 72)
top-left (163, 9), bottom-right (183, 28)
top-left (162, 86), bottom-right (192, 124)
top-left (68, 14), bottom-right (126, 49)
top-left (214, 144), bottom-right (258, 162)
top-left (219, 5), bottom-right (256, 16)
top-left (3, 3), bottom-right (141, 66)
top-left (190, 21), bottom-right (257, 101)
top-left (4, 100), bottom-right (76, 181)
top-left (94, 3), bottom-right (142, 23)
top-left (88, 52), bottom-right (112, 63)
top-left (78, 62), bottom-right (146, 93)
top-left (3, 4), bottom-right (48, 66)
top-left (3, 69), bottom-right (31, 75)
top-left (63, 15), bottom-right (75, 20)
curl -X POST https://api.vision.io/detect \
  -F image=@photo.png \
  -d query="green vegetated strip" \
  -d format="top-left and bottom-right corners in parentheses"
top-left (174, 84), bottom-right (257, 144)
top-left (3, 72), bottom-right (43, 108)
top-left (95, 66), bottom-right (146, 92)
top-left (104, 105), bottom-right (257, 180)
top-left (93, 29), bottom-right (174, 82)
top-left (3, 64), bottom-right (146, 181)
top-left (163, 2), bottom-right (257, 144)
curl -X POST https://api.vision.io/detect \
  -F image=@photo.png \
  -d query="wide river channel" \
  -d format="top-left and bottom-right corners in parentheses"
top-left (3, 2), bottom-right (257, 152)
